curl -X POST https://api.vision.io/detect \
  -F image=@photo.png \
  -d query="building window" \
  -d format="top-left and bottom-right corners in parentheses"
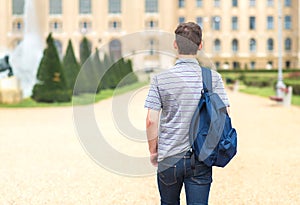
top-left (232, 0), bottom-right (238, 7)
top-left (250, 61), bottom-right (256, 69)
top-left (196, 0), bottom-right (203, 7)
top-left (145, 0), bottom-right (158, 13)
top-left (284, 38), bottom-right (291, 51)
top-left (12, 20), bottom-right (23, 32)
top-left (249, 16), bottom-right (256, 30)
top-left (179, 0), bottom-right (185, 8)
top-left (79, 21), bottom-right (92, 33)
top-left (232, 39), bottom-right (238, 52)
top-left (179, 17), bottom-right (185, 24)
top-left (214, 0), bottom-right (220, 7)
top-left (212, 16), bottom-right (221, 30)
top-left (267, 0), bottom-right (274, 6)
top-left (148, 38), bottom-right (158, 55)
top-left (214, 39), bottom-right (221, 52)
top-left (50, 21), bottom-right (63, 32)
top-left (215, 62), bottom-right (220, 69)
top-left (12, 0), bottom-right (25, 15)
top-left (267, 16), bottom-right (274, 30)
top-left (250, 38), bottom-right (256, 52)
top-left (284, 16), bottom-right (291, 30)
top-left (233, 62), bottom-right (240, 69)
top-left (109, 21), bottom-right (121, 31)
top-left (196, 17), bottom-right (203, 27)
top-left (267, 38), bottom-right (274, 51)
top-left (109, 0), bottom-right (121, 14)
top-left (249, 0), bottom-right (255, 6)
top-left (267, 61), bottom-right (273, 69)
top-left (285, 61), bottom-right (290, 69)
top-left (79, 0), bottom-right (92, 14)
top-left (109, 39), bottom-right (122, 61)
top-left (145, 20), bottom-right (158, 29)
top-left (49, 0), bottom-right (62, 15)
top-left (232, 16), bottom-right (238, 30)
top-left (284, 0), bottom-right (291, 7)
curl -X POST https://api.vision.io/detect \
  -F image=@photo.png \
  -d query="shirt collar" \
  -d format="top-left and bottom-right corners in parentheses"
top-left (175, 58), bottom-right (199, 66)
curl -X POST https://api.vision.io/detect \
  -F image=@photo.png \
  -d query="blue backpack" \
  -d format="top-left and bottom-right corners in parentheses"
top-left (189, 67), bottom-right (237, 168)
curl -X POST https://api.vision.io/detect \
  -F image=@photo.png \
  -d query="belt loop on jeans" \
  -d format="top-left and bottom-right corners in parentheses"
top-left (183, 151), bottom-right (192, 158)
top-left (191, 151), bottom-right (196, 170)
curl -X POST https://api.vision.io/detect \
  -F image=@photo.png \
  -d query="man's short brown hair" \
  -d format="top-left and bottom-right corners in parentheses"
top-left (175, 22), bottom-right (202, 55)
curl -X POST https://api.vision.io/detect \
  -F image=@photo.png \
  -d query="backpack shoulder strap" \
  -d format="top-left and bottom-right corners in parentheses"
top-left (201, 67), bottom-right (212, 92)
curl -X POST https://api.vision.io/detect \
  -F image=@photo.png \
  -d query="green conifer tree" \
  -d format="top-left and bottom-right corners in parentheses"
top-left (80, 37), bottom-right (91, 65)
top-left (101, 53), bottom-right (113, 89)
top-left (126, 59), bottom-right (138, 84)
top-left (92, 48), bottom-right (104, 93)
top-left (32, 33), bottom-right (71, 102)
top-left (118, 58), bottom-right (138, 87)
top-left (75, 36), bottom-right (97, 93)
top-left (63, 40), bottom-right (80, 91)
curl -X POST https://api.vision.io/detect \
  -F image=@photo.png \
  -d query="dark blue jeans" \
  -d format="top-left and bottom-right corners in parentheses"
top-left (157, 152), bottom-right (212, 205)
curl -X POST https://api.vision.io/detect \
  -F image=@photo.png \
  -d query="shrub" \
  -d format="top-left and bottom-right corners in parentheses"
top-left (32, 85), bottom-right (71, 102)
top-left (287, 72), bottom-right (300, 80)
top-left (243, 76), bottom-right (276, 87)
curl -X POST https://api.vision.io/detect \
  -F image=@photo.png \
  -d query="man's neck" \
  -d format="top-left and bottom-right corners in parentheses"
top-left (177, 54), bottom-right (197, 59)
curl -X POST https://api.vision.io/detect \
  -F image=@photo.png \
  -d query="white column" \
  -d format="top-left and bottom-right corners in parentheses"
top-left (276, 0), bottom-right (286, 98)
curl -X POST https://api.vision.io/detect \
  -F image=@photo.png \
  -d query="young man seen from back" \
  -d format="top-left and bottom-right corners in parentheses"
top-left (145, 22), bottom-right (230, 205)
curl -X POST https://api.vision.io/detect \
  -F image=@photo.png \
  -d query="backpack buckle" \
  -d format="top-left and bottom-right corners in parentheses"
top-left (201, 88), bottom-right (208, 94)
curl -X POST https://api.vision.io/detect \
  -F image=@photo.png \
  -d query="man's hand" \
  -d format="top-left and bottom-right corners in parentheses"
top-left (227, 106), bottom-right (230, 115)
top-left (150, 152), bottom-right (158, 167)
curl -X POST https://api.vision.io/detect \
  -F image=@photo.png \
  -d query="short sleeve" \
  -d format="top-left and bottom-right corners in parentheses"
top-left (144, 76), bottom-right (162, 111)
top-left (213, 73), bottom-right (230, 107)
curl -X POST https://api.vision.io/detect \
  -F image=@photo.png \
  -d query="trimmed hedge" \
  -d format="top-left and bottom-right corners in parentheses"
top-left (284, 80), bottom-right (300, 95)
top-left (218, 69), bottom-right (300, 74)
top-left (219, 69), bottom-right (300, 96)
top-left (243, 76), bottom-right (276, 88)
top-left (32, 85), bottom-right (71, 103)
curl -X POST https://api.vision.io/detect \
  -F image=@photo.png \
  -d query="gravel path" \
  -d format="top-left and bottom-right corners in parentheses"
top-left (0, 88), bottom-right (300, 205)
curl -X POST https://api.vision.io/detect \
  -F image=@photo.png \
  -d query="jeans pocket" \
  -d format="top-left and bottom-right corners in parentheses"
top-left (191, 160), bottom-right (212, 185)
top-left (158, 162), bottom-right (177, 186)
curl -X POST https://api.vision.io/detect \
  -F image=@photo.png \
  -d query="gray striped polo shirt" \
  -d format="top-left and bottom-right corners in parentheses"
top-left (145, 58), bottom-right (230, 162)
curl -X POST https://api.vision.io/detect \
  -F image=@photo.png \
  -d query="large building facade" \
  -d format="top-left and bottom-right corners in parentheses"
top-left (0, 0), bottom-right (299, 69)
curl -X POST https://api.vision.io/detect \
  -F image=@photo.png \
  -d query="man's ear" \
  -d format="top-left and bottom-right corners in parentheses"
top-left (198, 42), bottom-right (203, 50)
top-left (173, 40), bottom-right (178, 50)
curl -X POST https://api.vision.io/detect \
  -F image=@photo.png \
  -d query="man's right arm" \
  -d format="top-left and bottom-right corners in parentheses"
top-left (146, 109), bottom-right (160, 167)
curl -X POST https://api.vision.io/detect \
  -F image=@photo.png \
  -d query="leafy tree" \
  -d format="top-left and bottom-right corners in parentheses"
top-left (32, 33), bottom-right (71, 102)
top-left (63, 40), bottom-right (80, 91)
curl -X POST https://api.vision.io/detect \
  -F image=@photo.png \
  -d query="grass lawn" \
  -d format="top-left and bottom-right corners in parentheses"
top-left (239, 86), bottom-right (300, 106)
top-left (0, 81), bottom-right (148, 108)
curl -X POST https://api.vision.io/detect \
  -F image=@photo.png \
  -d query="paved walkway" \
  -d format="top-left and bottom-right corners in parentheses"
top-left (0, 88), bottom-right (300, 205)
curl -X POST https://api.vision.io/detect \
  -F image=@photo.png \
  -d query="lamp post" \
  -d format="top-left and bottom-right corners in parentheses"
top-left (276, 0), bottom-right (286, 97)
